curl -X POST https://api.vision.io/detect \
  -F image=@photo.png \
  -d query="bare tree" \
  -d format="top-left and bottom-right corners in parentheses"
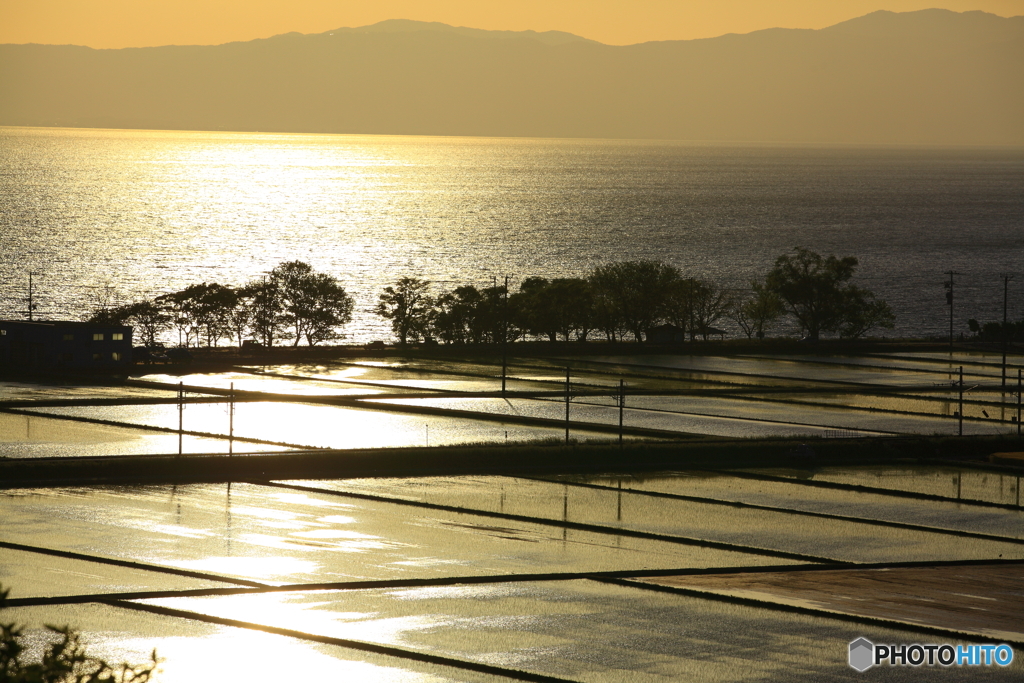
top-left (731, 279), bottom-right (785, 340)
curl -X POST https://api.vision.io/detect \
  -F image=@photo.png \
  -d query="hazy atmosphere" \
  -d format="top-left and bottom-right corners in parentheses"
top-left (2, 8), bottom-right (1022, 144)
top-left (3, 0), bottom-right (1023, 47)
top-left (2, 3), bottom-right (1023, 682)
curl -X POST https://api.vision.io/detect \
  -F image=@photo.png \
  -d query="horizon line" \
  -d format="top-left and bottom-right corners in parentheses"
top-left (4, 8), bottom-right (1020, 51)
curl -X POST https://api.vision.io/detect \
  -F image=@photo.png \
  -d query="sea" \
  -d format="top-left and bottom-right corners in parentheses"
top-left (1, 126), bottom-right (1022, 344)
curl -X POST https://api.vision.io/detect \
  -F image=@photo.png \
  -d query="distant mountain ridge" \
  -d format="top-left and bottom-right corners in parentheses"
top-left (316, 18), bottom-right (600, 46)
top-left (1, 9), bottom-right (1021, 145)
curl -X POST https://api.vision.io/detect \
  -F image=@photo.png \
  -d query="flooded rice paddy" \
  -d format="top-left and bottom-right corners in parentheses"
top-left (2, 350), bottom-right (1023, 680)
top-left (3, 470), bottom-right (1023, 681)
top-left (3, 350), bottom-right (1019, 457)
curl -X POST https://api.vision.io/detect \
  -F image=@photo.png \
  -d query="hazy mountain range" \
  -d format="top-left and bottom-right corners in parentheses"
top-left (1, 9), bottom-right (1021, 145)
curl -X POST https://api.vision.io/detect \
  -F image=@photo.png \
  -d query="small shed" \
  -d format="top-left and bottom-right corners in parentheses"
top-left (0, 321), bottom-right (133, 373)
top-left (647, 323), bottom-right (686, 345)
top-left (695, 326), bottom-right (728, 341)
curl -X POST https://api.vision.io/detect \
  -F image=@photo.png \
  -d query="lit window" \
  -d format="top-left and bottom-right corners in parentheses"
top-left (112, 333), bottom-right (124, 341)
top-left (93, 333), bottom-right (104, 341)
top-left (0, 330), bottom-right (5, 335)
top-left (63, 334), bottom-right (74, 341)
top-left (111, 352), bottom-right (122, 361)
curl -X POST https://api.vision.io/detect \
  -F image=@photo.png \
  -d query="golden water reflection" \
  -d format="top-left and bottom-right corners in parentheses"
top-left (5, 602), bottom-right (481, 682)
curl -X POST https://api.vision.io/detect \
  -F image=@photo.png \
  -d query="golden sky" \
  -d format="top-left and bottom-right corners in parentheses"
top-left (2, 0), bottom-right (1021, 48)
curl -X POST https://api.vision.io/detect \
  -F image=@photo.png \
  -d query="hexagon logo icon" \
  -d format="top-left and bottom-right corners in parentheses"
top-left (849, 637), bottom-right (875, 671)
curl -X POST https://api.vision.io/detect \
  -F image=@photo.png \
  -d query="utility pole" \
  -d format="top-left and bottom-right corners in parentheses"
top-left (178, 381), bottom-right (184, 455)
top-left (502, 275), bottom-right (509, 395)
top-left (688, 279), bottom-right (695, 342)
top-left (1001, 274), bottom-right (1014, 387)
top-left (565, 367), bottom-right (571, 445)
top-left (1018, 368), bottom-right (1022, 437)
top-left (618, 379), bottom-right (625, 447)
top-left (228, 382), bottom-right (235, 456)
top-left (25, 272), bottom-right (38, 321)
top-left (260, 274), bottom-right (271, 349)
top-left (958, 366), bottom-right (964, 436)
top-left (944, 271), bottom-right (959, 350)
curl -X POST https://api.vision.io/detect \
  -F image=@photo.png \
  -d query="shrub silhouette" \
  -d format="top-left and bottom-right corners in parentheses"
top-left (0, 585), bottom-right (158, 682)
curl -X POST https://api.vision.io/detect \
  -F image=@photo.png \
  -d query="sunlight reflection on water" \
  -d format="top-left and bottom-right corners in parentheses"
top-left (6, 603), bottom-right (488, 683)
top-left (3, 127), bottom-right (1022, 342)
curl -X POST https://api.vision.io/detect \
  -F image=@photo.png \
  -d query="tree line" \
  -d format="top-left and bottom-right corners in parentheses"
top-left (377, 247), bottom-right (895, 345)
top-left (967, 319), bottom-right (1024, 343)
top-left (90, 248), bottom-right (895, 348)
top-left (90, 260), bottom-right (353, 348)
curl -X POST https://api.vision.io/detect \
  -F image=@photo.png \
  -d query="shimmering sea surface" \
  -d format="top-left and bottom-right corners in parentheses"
top-left (2, 126), bottom-right (1022, 343)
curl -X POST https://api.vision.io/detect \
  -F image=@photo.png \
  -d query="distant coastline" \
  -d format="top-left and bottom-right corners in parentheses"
top-left (1, 10), bottom-right (1022, 146)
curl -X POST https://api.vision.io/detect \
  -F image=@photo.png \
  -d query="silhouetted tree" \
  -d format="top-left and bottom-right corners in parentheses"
top-left (731, 279), bottom-right (785, 340)
top-left (87, 300), bottom-right (169, 346)
top-left (965, 319), bottom-right (1022, 342)
top-left (589, 277), bottom-right (626, 343)
top-left (514, 277), bottom-right (594, 343)
top-left (477, 284), bottom-right (514, 345)
top-left (155, 283), bottom-right (236, 347)
top-left (589, 260), bottom-right (681, 342)
top-left (86, 304), bottom-right (133, 327)
top-left (766, 247), bottom-right (893, 340)
top-left (511, 277), bottom-right (556, 342)
top-left (688, 279), bottom-right (731, 340)
top-left (839, 285), bottom-right (895, 339)
top-left (191, 284), bottom-right (237, 347)
top-left (126, 301), bottom-right (169, 347)
top-left (154, 293), bottom-right (193, 347)
top-left (375, 277), bottom-right (433, 346)
top-left (237, 279), bottom-right (283, 348)
top-left (224, 297), bottom-right (253, 349)
top-left (432, 286), bottom-right (481, 345)
top-left (270, 261), bottom-right (353, 346)
top-left (429, 284), bottom-right (514, 345)
top-left (85, 285), bottom-right (121, 324)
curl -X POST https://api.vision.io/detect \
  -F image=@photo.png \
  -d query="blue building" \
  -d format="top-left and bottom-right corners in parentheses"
top-left (0, 321), bottom-right (133, 373)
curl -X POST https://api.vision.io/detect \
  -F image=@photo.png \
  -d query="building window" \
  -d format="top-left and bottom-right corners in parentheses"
top-left (60, 353), bottom-right (73, 362)
top-left (63, 333), bottom-right (74, 341)
top-left (93, 333), bottom-right (104, 341)
top-left (111, 352), bottom-right (122, 361)
top-left (112, 333), bottom-right (124, 341)
top-left (0, 330), bottom-right (5, 335)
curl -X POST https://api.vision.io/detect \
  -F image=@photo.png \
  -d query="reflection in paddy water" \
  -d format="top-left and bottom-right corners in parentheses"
top-left (287, 477), bottom-right (1024, 564)
top-left (4, 352), bottom-right (1023, 680)
top-left (0, 411), bottom-right (250, 459)
top-left (3, 603), bottom-right (502, 683)
top-left (0, 483), bottom-right (793, 589)
top-left (563, 471), bottom-right (1024, 539)
top-left (775, 465), bottom-right (1024, 507)
top-left (26, 401), bottom-right (608, 450)
top-left (134, 579), bottom-right (1024, 682)
top-left (3, 464), bottom-right (1023, 681)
